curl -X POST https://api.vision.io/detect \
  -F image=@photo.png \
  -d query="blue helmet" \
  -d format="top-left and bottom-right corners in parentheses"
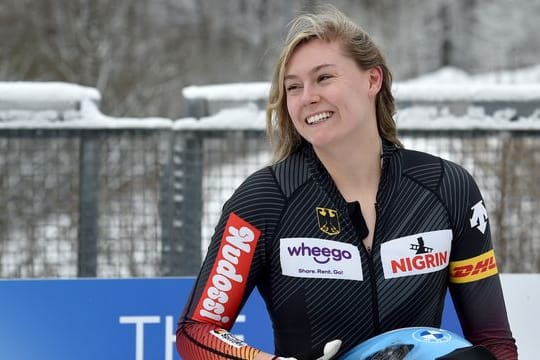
top-left (339, 327), bottom-right (472, 360)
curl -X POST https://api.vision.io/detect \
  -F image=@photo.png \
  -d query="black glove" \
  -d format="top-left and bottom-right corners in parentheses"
top-left (436, 345), bottom-right (496, 360)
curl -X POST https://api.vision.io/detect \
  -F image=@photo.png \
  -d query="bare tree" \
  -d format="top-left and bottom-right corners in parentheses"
top-left (2, 0), bottom-right (540, 115)
top-left (0, 0), bottom-right (191, 117)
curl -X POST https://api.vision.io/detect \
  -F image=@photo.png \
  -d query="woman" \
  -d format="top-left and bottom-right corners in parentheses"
top-left (176, 5), bottom-right (517, 359)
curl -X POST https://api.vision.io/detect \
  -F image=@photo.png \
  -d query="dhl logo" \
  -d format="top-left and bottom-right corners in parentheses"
top-left (449, 249), bottom-right (498, 284)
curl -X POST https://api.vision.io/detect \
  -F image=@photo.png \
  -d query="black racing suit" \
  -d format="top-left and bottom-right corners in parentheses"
top-left (177, 141), bottom-right (517, 360)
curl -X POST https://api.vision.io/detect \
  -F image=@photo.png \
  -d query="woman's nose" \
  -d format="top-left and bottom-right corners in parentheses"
top-left (301, 86), bottom-right (320, 105)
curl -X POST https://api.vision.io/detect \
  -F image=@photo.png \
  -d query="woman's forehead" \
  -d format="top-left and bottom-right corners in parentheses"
top-left (285, 39), bottom-right (345, 74)
top-left (285, 41), bottom-right (360, 81)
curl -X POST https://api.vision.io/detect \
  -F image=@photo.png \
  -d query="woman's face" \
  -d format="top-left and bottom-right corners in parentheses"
top-left (284, 38), bottom-right (381, 150)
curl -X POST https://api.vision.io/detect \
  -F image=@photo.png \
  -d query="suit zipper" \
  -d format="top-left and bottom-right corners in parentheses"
top-left (367, 201), bottom-right (381, 335)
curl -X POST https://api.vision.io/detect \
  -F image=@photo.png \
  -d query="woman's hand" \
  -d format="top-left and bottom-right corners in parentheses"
top-left (254, 339), bottom-right (341, 360)
top-left (253, 352), bottom-right (297, 360)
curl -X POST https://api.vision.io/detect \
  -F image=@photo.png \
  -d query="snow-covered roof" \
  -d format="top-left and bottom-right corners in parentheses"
top-left (0, 82), bottom-right (101, 111)
top-left (0, 99), bottom-right (173, 129)
top-left (172, 103), bottom-right (264, 130)
top-left (393, 83), bottom-right (540, 103)
top-left (183, 82), bottom-right (270, 102)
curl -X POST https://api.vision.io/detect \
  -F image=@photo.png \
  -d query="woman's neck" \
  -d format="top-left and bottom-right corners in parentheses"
top-left (314, 134), bottom-right (382, 202)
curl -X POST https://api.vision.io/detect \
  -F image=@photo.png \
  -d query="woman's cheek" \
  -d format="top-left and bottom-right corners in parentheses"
top-left (286, 104), bottom-right (298, 124)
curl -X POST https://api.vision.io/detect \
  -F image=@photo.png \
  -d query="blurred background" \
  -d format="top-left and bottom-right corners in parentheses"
top-left (2, 0), bottom-right (540, 118)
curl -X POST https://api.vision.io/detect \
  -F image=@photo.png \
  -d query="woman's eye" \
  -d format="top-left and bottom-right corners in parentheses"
top-left (318, 74), bottom-right (332, 82)
top-left (286, 84), bottom-right (301, 92)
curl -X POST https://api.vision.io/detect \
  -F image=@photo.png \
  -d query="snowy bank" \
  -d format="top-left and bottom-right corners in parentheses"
top-left (0, 82), bottom-right (101, 111)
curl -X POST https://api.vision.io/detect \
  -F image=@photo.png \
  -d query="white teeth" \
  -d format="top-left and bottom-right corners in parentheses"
top-left (306, 111), bottom-right (333, 124)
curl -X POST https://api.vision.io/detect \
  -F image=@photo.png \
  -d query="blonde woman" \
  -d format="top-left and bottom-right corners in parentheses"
top-left (176, 5), bottom-right (517, 360)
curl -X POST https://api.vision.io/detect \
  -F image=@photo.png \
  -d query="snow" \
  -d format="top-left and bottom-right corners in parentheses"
top-left (395, 66), bottom-right (540, 102)
top-left (393, 83), bottom-right (540, 102)
top-left (183, 82), bottom-right (271, 101)
top-left (402, 64), bottom-right (540, 84)
top-left (0, 81), bottom-right (101, 111)
top-left (2, 66), bottom-right (540, 130)
top-left (0, 98), bottom-right (174, 129)
top-left (173, 103), bottom-right (265, 130)
top-left (396, 106), bottom-right (540, 130)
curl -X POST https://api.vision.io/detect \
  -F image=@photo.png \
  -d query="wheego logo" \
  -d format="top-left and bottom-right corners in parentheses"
top-left (193, 213), bottom-right (261, 325)
top-left (287, 242), bottom-right (352, 264)
top-left (280, 238), bottom-right (363, 281)
top-left (449, 249), bottom-right (498, 284)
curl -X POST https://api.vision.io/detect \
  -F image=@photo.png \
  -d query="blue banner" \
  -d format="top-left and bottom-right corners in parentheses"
top-left (0, 278), bottom-right (460, 360)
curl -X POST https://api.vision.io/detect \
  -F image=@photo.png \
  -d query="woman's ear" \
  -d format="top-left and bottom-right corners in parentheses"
top-left (368, 66), bottom-right (383, 97)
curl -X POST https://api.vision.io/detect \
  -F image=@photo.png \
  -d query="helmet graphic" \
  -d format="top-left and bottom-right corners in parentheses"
top-left (339, 327), bottom-right (472, 360)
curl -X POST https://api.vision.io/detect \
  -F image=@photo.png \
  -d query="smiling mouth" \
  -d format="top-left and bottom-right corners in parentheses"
top-left (306, 111), bottom-right (334, 125)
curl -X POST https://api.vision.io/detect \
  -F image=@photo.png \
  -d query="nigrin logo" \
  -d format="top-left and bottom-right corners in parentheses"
top-left (381, 230), bottom-right (452, 279)
top-left (410, 237), bottom-right (433, 254)
top-left (392, 237), bottom-right (446, 273)
top-left (390, 251), bottom-right (448, 274)
top-left (316, 207), bottom-right (340, 235)
top-left (287, 242), bottom-right (352, 264)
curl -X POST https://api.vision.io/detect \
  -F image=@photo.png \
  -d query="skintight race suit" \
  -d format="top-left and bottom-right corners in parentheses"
top-left (176, 141), bottom-right (518, 360)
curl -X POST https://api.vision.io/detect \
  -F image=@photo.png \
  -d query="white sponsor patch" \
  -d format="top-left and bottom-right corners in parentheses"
top-left (470, 200), bottom-right (488, 234)
top-left (280, 238), bottom-right (363, 281)
top-left (210, 329), bottom-right (247, 348)
top-left (381, 230), bottom-right (452, 279)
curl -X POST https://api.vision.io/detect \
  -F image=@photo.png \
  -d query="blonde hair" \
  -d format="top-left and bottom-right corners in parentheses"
top-left (266, 4), bottom-right (402, 162)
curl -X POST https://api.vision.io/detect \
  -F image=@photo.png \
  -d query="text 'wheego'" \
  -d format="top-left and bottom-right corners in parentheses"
top-left (287, 242), bottom-right (352, 264)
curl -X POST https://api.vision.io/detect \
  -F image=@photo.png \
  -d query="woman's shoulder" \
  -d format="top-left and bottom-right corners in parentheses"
top-left (235, 165), bottom-right (280, 194)
top-left (397, 147), bottom-right (474, 189)
top-left (399, 147), bottom-right (443, 168)
top-left (229, 146), bottom-right (312, 203)
top-left (270, 148), bottom-right (312, 198)
top-left (221, 166), bottom-right (285, 216)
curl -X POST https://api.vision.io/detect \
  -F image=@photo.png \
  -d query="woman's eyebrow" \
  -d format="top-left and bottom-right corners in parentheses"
top-left (284, 63), bottom-right (336, 81)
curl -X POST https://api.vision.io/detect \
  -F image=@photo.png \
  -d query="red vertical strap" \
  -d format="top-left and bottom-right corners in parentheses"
top-left (192, 212), bottom-right (261, 328)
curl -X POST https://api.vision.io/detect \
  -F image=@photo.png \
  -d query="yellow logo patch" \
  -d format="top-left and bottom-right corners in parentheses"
top-left (449, 249), bottom-right (498, 284)
top-left (316, 207), bottom-right (340, 236)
